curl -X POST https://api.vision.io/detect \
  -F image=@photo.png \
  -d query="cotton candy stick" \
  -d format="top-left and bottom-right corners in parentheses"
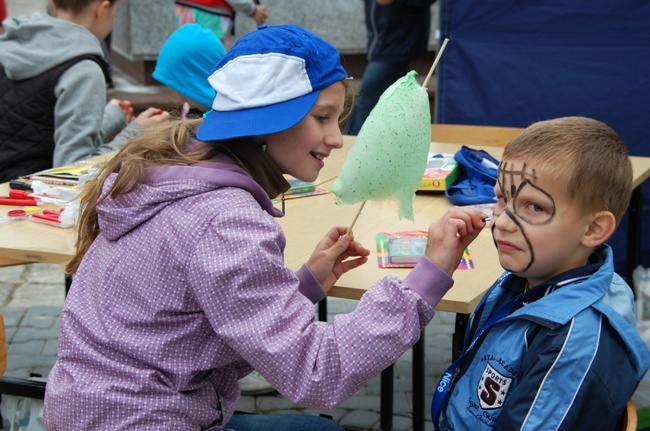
top-left (422, 38), bottom-right (449, 90)
top-left (346, 201), bottom-right (366, 236)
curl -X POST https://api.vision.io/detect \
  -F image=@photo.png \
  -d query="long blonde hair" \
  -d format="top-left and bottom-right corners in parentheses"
top-left (66, 119), bottom-right (212, 274)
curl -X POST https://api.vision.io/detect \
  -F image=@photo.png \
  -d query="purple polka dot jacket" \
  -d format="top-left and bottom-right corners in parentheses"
top-left (44, 155), bottom-right (453, 430)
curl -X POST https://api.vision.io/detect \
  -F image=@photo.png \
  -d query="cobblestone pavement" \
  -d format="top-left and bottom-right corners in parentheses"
top-left (0, 263), bottom-right (455, 431)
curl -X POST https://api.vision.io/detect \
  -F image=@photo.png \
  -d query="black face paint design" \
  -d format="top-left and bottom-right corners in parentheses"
top-left (491, 161), bottom-right (557, 273)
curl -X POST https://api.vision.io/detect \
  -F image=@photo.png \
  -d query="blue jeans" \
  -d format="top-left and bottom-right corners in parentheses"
top-left (345, 60), bottom-right (410, 135)
top-left (224, 413), bottom-right (344, 431)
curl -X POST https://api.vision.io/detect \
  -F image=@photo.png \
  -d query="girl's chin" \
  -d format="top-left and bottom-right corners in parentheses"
top-left (291, 171), bottom-right (319, 183)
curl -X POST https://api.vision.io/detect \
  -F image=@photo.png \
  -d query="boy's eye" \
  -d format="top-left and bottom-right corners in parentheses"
top-left (316, 115), bottom-right (329, 123)
top-left (515, 200), bottom-right (553, 224)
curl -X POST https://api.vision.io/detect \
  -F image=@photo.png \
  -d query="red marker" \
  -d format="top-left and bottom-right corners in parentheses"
top-left (0, 197), bottom-right (39, 206)
top-left (31, 213), bottom-right (61, 224)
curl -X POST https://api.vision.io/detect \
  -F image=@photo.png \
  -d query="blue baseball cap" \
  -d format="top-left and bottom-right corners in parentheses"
top-left (196, 24), bottom-right (348, 142)
top-left (153, 24), bottom-right (226, 108)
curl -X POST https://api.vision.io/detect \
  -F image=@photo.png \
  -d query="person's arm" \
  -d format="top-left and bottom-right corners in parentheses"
top-left (54, 63), bottom-right (171, 164)
top-left (188, 203), bottom-right (483, 408)
top-left (104, 121), bottom-right (142, 151)
top-left (226, 0), bottom-right (268, 25)
top-left (295, 264), bottom-right (326, 304)
top-left (52, 60), bottom-right (110, 166)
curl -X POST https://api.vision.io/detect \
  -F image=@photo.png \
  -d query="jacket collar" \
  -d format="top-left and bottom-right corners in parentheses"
top-left (499, 245), bottom-right (615, 327)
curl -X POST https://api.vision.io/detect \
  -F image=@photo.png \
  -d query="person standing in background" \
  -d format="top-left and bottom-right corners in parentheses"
top-left (175, 0), bottom-right (268, 50)
top-left (345, 0), bottom-right (436, 135)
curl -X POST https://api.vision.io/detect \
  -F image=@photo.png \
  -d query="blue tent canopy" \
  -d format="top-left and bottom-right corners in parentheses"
top-left (436, 0), bottom-right (650, 279)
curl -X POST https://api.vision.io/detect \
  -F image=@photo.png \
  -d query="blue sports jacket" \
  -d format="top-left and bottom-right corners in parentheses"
top-left (437, 245), bottom-right (650, 430)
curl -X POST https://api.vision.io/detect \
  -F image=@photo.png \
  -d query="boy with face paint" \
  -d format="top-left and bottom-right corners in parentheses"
top-left (432, 117), bottom-right (650, 431)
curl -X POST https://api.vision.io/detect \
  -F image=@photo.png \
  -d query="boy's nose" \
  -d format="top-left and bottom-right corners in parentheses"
top-left (493, 210), bottom-right (518, 231)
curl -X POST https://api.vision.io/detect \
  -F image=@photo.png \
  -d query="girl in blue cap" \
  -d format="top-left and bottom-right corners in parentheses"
top-left (44, 24), bottom-right (486, 430)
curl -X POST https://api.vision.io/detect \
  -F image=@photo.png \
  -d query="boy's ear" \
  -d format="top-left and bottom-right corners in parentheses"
top-left (582, 211), bottom-right (616, 247)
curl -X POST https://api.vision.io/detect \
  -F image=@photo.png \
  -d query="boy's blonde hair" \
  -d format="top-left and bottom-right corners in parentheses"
top-left (502, 116), bottom-right (632, 224)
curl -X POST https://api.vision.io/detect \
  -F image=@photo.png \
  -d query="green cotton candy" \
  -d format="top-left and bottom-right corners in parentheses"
top-left (331, 70), bottom-right (431, 221)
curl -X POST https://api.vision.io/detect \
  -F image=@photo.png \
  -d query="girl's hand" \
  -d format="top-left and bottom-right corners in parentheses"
top-left (307, 226), bottom-right (370, 292)
top-left (425, 208), bottom-right (487, 276)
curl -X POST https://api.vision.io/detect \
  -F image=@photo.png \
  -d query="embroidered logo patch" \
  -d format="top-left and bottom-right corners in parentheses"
top-left (477, 363), bottom-right (513, 409)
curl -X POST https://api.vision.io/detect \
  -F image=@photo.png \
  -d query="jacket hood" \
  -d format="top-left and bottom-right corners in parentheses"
top-left (0, 13), bottom-right (104, 80)
top-left (96, 156), bottom-right (284, 241)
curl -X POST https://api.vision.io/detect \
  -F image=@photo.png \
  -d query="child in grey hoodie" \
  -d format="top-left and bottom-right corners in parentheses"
top-left (0, 0), bottom-right (169, 183)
